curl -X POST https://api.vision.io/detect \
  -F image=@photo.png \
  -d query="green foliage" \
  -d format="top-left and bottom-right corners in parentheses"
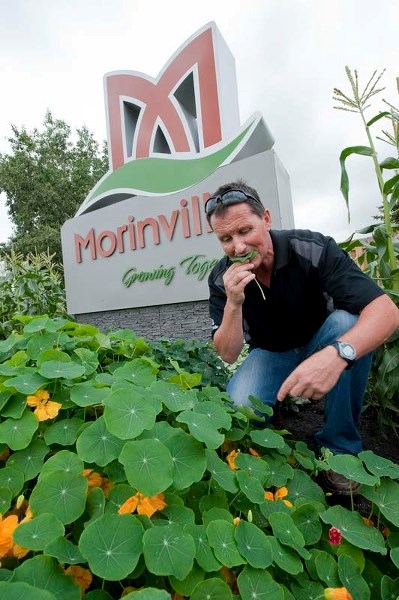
top-left (0, 111), bottom-right (108, 262)
top-left (0, 315), bottom-right (398, 598)
top-left (0, 248), bottom-right (67, 339)
top-left (334, 67), bottom-right (399, 428)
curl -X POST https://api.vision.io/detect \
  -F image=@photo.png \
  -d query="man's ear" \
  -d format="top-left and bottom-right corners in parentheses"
top-left (263, 209), bottom-right (272, 229)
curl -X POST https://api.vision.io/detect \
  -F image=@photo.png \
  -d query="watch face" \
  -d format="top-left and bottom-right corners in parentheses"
top-left (340, 343), bottom-right (356, 360)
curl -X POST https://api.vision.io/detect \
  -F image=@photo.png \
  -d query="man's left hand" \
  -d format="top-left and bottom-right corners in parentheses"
top-left (277, 346), bottom-right (346, 402)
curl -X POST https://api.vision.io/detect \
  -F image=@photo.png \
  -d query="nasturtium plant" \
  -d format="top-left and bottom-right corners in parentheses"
top-left (0, 314), bottom-right (398, 598)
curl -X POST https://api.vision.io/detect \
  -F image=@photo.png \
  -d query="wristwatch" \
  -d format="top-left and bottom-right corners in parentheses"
top-left (330, 341), bottom-right (357, 370)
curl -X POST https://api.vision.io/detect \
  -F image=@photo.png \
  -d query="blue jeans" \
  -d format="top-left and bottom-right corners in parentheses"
top-left (227, 310), bottom-right (373, 455)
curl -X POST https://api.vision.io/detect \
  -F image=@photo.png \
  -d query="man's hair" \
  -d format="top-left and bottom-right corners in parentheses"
top-left (206, 179), bottom-right (265, 224)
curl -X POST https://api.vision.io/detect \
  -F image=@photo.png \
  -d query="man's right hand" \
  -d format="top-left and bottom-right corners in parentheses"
top-left (223, 262), bottom-right (256, 305)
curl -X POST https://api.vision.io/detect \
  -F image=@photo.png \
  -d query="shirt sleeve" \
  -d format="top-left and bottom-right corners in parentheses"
top-left (319, 237), bottom-right (385, 313)
top-left (208, 258), bottom-right (228, 337)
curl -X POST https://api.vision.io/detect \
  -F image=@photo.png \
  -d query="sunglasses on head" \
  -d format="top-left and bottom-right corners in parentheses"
top-left (204, 189), bottom-right (262, 216)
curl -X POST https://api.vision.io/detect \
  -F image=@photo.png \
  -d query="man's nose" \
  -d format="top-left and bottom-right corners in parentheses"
top-left (233, 239), bottom-right (247, 255)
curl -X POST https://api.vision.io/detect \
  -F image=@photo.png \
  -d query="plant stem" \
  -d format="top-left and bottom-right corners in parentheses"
top-left (360, 110), bottom-right (399, 289)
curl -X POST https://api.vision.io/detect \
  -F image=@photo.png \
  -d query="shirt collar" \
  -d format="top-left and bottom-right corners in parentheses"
top-left (270, 230), bottom-right (291, 271)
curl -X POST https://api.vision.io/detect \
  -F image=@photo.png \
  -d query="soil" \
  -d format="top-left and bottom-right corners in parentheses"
top-left (280, 399), bottom-right (399, 465)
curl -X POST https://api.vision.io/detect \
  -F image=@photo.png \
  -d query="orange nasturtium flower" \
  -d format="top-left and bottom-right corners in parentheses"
top-left (26, 389), bottom-right (61, 422)
top-left (65, 565), bottom-right (93, 593)
top-left (82, 469), bottom-right (113, 495)
top-left (118, 492), bottom-right (167, 518)
top-left (264, 486), bottom-right (293, 507)
top-left (226, 449), bottom-right (240, 470)
top-left (0, 514), bottom-right (29, 560)
top-left (248, 448), bottom-right (260, 457)
top-left (324, 587), bottom-right (352, 600)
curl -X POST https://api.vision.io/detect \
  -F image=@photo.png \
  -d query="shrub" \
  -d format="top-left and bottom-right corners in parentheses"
top-left (0, 315), bottom-right (398, 599)
top-left (0, 249), bottom-right (66, 339)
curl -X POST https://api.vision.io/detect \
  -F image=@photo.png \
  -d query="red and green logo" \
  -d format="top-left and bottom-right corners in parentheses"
top-left (76, 22), bottom-right (274, 216)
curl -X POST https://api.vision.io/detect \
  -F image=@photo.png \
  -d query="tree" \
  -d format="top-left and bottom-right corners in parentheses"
top-left (0, 111), bottom-right (108, 262)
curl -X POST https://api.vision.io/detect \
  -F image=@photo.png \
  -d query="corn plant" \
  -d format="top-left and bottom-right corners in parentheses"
top-left (333, 68), bottom-right (399, 429)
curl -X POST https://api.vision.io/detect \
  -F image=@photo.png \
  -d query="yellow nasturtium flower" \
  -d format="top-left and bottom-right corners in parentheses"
top-left (26, 389), bottom-right (61, 421)
top-left (264, 486), bottom-right (293, 507)
top-left (324, 587), bottom-right (352, 600)
top-left (226, 449), bottom-right (240, 470)
top-left (118, 492), bottom-right (167, 518)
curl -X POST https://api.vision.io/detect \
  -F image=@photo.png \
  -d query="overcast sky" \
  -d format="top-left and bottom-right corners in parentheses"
top-left (1, 0), bottom-right (398, 245)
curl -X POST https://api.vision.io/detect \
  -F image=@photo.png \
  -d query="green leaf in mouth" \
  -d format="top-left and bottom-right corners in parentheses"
top-left (230, 249), bottom-right (258, 263)
top-left (230, 250), bottom-right (265, 300)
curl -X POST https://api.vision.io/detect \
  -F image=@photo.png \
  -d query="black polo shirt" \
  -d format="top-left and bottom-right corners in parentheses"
top-left (208, 229), bottom-right (384, 352)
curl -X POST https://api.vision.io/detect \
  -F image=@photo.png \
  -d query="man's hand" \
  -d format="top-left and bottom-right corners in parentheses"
top-left (277, 346), bottom-right (347, 402)
top-left (223, 262), bottom-right (256, 306)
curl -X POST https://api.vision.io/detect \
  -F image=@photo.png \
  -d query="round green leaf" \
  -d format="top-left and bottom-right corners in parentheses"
top-left (3, 372), bottom-right (47, 394)
top-left (123, 589), bottom-right (171, 599)
top-left (314, 550), bottom-right (340, 588)
top-left (37, 349), bottom-right (71, 365)
top-left (191, 577), bottom-right (233, 600)
top-left (176, 411), bottom-right (224, 449)
top-left (0, 581), bottom-right (56, 600)
top-left (236, 470), bottom-right (266, 504)
top-left (268, 512), bottom-right (305, 548)
top-left (12, 554), bottom-right (80, 600)
top-left (39, 449), bottom-right (84, 480)
top-left (184, 524), bottom-right (221, 572)
top-left (381, 575), bottom-right (399, 599)
top-left (286, 469), bottom-right (326, 505)
top-left (139, 420), bottom-right (181, 443)
top-left (234, 520), bottom-right (273, 568)
top-left (237, 565), bottom-right (284, 599)
top-left (151, 380), bottom-right (198, 412)
top-left (119, 439), bottom-right (174, 496)
top-left (205, 449), bottom-right (239, 493)
top-left (164, 429), bottom-right (206, 490)
top-left (361, 479), bottom-right (399, 527)
top-left (359, 450), bottom-right (399, 479)
top-left (0, 411), bottom-right (39, 450)
top-left (269, 537), bottom-right (303, 574)
top-left (23, 317), bottom-right (51, 333)
top-left (235, 452), bottom-right (270, 484)
top-left (321, 505), bottom-right (387, 554)
top-left (0, 487), bottom-right (13, 514)
top-left (44, 418), bottom-right (84, 446)
top-left (143, 523), bottom-right (195, 579)
top-left (38, 360), bottom-right (85, 379)
top-left (45, 536), bottom-right (86, 565)
top-left (79, 513), bottom-right (143, 580)
top-left (103, 387), bottom-right (157, 439)
top-left (250, 428), bottom-right (285, 449)
top-left (0, 467), bottom-right (24, 498)
top-left (327, 454), bottom-right (379, 486)
top-left (290, 581), bottom-right (324, 600)
top-left (30, 471), bottom-right (88, 524)
top-left (263, 456), bottom-right (294, 488)
top-left (2, 393), bottom-right (29, 419)
top-left (193, 401), bottom-right (231, 430)
top-left (169, 563), bottom-right (205, 596)
top-left (291, 503), bottom-right (322, 545)
top-left (206, 519), bottom-right (245, 567)
top-left (26, 332), bottom-right (59, 361)
top-left (6, 438), bottom-right (49, 481)
top-left (70, 382), bottom-right (110, 407)
top-left (76, 415), bottom-right (124, 466)
top-left (14, 512), bottom-right (64, 551)
top-left (113, 359), bottom-right (156, 386)
top-left (338, 554), bottom-right (371, 600)
top-left (73, 348), bottom-right (99, 375)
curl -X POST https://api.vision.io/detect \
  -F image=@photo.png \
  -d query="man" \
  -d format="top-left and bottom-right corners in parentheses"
top-left (206, 180), bottom-right (399, 494)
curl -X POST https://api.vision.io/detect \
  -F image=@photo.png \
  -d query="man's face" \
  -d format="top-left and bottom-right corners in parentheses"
top-left (210, 203), bottom-right (272, 266)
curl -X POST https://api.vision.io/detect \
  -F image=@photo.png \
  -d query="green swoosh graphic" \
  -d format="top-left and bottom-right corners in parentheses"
top-left (83, 122), bottom-right (252, 207)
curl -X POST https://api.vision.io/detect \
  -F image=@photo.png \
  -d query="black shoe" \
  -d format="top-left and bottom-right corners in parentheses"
top-left (322, 470), bottom-right (360, 496)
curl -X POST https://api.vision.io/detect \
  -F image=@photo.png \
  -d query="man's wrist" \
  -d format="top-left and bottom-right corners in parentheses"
top-left (329, 341), bottom-right (357, 370)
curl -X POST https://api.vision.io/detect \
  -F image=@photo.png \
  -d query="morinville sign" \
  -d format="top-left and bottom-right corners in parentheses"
top-left (61, 22), bottom-right (294, 315)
